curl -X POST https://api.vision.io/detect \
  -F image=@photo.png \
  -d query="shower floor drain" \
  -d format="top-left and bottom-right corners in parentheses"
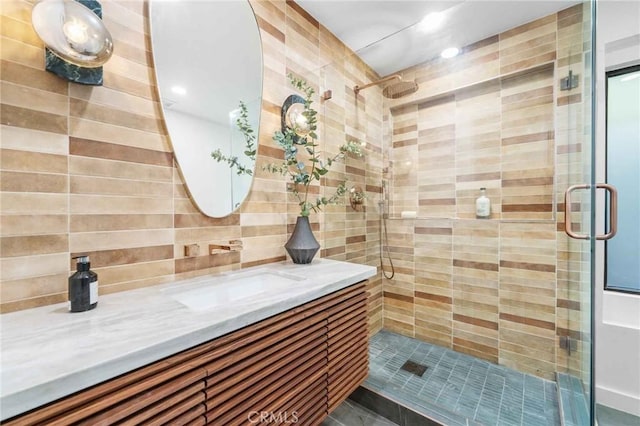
top-left (400, 360), bottom-right (428, 377)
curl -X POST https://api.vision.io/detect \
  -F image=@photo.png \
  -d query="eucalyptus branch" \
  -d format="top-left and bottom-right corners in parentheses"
top-left (211, 150), bottom-right (253, 176)
top-left (235, 100), bottom-right (257, 160)
top-left (263, 74), bottom-right (363, 217)
top-left (211, 101), bottom-right (256, 175)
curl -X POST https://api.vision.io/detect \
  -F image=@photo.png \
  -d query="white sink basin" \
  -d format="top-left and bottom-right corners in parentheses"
top-left (162, 270), bottom-right (307, 312)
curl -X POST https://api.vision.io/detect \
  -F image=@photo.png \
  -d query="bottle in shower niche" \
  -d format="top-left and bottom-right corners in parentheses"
top-left (68, 255), bottom-right (98, 312)
top-left (475, 187), bottom-right (491, 219)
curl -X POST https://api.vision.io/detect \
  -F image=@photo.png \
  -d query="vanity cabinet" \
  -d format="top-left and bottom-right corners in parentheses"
top-left (3, 282), bottom-right (368, 425)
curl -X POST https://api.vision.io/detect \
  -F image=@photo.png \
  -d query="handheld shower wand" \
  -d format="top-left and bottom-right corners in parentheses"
top-left (379, 180), bottom-right (395, 279)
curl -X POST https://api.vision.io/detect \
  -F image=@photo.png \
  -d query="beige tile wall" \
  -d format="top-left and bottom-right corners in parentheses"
top-left (381, 4), bottom-right (592, 380)
top-left (0, 0), bottom-right (383, 335)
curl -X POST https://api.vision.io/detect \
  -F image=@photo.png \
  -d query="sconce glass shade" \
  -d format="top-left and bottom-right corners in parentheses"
top-left (280, 94), bottom-right (309, 139)
top-left (285, 102), bottom-right (311, 136)
top-left (31, 0), bottom-right (113, 68)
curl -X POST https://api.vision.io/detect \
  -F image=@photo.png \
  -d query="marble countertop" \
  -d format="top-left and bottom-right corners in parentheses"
top-left (0, 259), bottom-right (376, 420)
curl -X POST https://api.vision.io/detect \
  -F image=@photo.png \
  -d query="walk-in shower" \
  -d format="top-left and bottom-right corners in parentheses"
top-left (314, 1), bottom-right (597, 424)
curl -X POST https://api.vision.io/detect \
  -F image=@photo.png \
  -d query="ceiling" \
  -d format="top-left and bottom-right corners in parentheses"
top-left (297, 0), bottom-right (581, 76)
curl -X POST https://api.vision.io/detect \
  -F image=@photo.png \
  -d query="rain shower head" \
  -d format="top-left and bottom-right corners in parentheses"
top-left (383, 80), bottom-right (419, 99)
top-left (354, 74), bottom-right (419, 99)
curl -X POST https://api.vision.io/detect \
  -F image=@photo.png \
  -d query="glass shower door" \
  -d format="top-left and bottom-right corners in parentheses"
top-left (557, 2), bottom-right (603, 425)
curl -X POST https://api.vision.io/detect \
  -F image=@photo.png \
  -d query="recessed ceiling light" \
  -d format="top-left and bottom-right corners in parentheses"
top-left (171, 86), bottom-right (187, 96)
top-left (441, 47), bottom-right (460, 59)
top-left (418, 12), bottom-right (445, 33)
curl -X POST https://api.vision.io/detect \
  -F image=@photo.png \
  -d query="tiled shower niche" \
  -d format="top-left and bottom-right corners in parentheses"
top-left (388, 63), bottom-right (555, 222)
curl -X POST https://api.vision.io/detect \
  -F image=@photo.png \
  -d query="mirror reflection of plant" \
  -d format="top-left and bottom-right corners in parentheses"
top-left (211, 100), bottom-right (257, 175)
top-left (265, 74), bottom-right (363, 217)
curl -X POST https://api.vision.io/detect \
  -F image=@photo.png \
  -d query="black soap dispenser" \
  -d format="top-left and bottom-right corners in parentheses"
top-left (68, 255), bottom-right (98, 312)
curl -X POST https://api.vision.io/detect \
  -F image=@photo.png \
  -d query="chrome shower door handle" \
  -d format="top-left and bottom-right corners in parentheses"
top-left (564, 183), bottom-right (618, 240)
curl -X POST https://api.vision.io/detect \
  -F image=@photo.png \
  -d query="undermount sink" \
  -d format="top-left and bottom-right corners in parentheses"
top-left (162, 270), bottom-right (307, 312)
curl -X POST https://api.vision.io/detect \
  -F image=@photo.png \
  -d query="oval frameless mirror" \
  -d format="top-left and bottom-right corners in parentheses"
top-left (150, 0), bottom-right (262, 217)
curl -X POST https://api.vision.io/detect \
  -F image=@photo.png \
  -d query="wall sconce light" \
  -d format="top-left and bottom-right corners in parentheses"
top-left (31, 0), bottom-right (113, 85)
top-left (281, 94), bottom-right (310, 137)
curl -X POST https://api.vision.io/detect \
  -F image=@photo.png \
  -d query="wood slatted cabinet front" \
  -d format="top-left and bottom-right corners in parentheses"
top-left (2, 281), bottom-right (368, 425)
top-left (327, 286), bottom-right (368, 412)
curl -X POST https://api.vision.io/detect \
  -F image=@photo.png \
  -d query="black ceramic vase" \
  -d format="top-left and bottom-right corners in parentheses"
top-left (285, 216), bottom-right (320, 264)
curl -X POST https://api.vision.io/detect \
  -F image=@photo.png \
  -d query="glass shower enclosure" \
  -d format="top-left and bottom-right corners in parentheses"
top-left (296, 1), bottom-right (600, 424)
